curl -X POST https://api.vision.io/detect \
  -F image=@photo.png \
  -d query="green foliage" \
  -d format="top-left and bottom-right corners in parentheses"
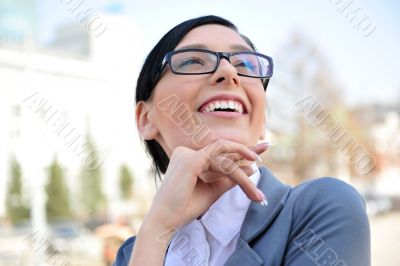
top-left (79, 134), bottom-right (106, 218)
top-left (45, 157), bottom-right (72, 220)
top-left (6, 156), bottom-right (30, 224)
top-left (119, 164), bottom-right (134, 200)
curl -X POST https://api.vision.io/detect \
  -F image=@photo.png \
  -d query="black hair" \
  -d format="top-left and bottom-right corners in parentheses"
top-left (135, 15), bottom-right (269, 181)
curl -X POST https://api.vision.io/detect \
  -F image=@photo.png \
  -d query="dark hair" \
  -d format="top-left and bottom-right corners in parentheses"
top-left (135, 15), bottom-right (269, 181)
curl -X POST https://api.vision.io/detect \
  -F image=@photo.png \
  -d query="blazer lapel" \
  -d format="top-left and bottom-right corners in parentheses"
top-left (224, 167), bottom-right (292, 266)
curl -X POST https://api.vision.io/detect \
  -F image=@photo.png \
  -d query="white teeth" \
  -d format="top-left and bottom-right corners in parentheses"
top-left (202, 100), bottom-right (244, 114)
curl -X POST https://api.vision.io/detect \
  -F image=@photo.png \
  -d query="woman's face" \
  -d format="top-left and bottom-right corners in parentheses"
top-left (139, 24), bottom-right (266, 156)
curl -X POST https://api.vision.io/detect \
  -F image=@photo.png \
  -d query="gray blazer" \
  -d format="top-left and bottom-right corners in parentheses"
top-left (114, 167), bottom-right (370, 265)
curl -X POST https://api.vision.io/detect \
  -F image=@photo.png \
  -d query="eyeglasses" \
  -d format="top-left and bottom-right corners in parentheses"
top-left (159, 48), bottom-right (274, 79)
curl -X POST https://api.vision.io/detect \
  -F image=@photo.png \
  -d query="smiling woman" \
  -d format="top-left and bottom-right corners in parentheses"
top-left (113, 15), bottom-right (370, 266)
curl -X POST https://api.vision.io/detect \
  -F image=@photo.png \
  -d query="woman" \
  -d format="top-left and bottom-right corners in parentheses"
top-left (114, 15), bottom-right (370, 266)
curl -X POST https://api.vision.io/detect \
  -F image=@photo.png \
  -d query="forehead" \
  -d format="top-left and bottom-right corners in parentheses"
top-left (175, 24), bottom-right (252, 51)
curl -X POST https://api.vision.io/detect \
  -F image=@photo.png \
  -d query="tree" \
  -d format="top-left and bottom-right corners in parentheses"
top-left (6, 156), bottom-right (30, 224)
top-left (119, 164), bottom-right (134, 200)
top-left (79, 133), bottom-right (106, 219)
top-left (268, 32), bottom-right (345, 182)
top-left (45, 156), bottom-right (71, 220)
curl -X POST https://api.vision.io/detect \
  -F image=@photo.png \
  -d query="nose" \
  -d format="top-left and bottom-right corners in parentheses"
top-left (210, 58), bottom-right (240, 87)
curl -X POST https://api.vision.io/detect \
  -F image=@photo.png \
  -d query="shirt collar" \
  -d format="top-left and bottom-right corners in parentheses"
top-left (200, 163), bottom-right (261, 246)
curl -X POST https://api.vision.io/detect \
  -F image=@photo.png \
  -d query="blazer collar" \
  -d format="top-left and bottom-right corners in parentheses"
top-left (122, 167), bottom-right (291, 266)
top-left (224, 166), bottom-right (292, 266)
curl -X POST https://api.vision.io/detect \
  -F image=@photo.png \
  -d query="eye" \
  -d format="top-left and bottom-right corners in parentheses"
top-left (234, 60), bottom-right (257, 71)
top-left (178, 57), bottom-right (205, 67)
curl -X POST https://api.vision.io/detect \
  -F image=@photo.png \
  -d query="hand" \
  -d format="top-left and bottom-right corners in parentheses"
top-left (144, 139), bottom-right (269, 231)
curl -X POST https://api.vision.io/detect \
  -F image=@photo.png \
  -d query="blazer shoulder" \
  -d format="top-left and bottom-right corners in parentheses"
top-left (284, 177), bottom-right (371, 265)
top-left (288, 176), bottom-right (368, 229)
top-left (291, 176), bottom-right (366, 207)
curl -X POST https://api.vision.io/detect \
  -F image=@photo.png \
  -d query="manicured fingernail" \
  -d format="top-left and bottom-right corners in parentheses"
top-left (258, 142), bottom-right (272, 147)
top-left (259, 199), bottom-right (269, 206)
top-left (257, 188), bottom-right (267, 202)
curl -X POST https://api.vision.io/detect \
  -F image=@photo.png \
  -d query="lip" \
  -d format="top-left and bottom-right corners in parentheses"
top-left (197, 93), bottom-right (248, 114)
top-left (199, 110), bottom-right (244, 119)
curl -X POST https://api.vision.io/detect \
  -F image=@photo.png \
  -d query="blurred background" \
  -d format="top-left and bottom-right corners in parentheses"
top-left (0, 0), bottom-right (399, 265)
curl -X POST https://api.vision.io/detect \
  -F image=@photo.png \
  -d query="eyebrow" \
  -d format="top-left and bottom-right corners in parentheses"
top-left (176, 43), bottom-right (254, 52)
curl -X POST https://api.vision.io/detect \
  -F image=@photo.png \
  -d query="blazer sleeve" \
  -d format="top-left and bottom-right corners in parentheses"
top-left (284, 177), bottom-right (371, 266)
top-left (113, 236), bottom-right (136, 266)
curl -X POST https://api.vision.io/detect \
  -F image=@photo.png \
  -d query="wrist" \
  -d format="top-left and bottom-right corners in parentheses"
top-left (129, 217), bottom-right (176, 266)
top-left (138, 217), bottom-right (177, 249)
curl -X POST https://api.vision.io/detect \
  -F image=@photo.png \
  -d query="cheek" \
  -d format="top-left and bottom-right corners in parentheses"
top-left (150, 94), bottom-right (197, 148)
top-left (250, 92), bottom-right (266, 129)
top-left (254, 108), bottom-right (265, 132)
top-left (249, 87), bottom-right (266, 115)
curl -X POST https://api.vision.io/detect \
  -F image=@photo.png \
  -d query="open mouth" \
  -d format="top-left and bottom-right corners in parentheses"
top-left (198, 99), bottom-right (246, 114)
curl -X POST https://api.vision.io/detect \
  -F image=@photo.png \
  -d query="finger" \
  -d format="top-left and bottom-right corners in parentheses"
top-left (217, 141), bottom-right (270, 164)
top-left (249, 142), bottom-right (270, 154)
top-left (218, 152), bottom-right (251, 167)
top-left (241, 164), bottom-right (255, 176)
top-left (199, 152), bottom-right (253, 183)
top-left (199, 164), bottom-right (255, 183)
top-left (202, 139), bottom-right (260, 162)
top-left (210, 156), bottom-right (262, 202)
top-left (236, 158), bottom-right (254, 167)
top-left (198, 171), bottom-right (225, 183)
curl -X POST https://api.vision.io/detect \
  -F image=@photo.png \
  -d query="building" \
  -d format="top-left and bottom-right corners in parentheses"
top-left (0, 12), bottom-right (155, 227)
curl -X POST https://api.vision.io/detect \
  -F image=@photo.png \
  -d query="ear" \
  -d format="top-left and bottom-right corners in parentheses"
top-left (136, 101), bottom-right (158, 140)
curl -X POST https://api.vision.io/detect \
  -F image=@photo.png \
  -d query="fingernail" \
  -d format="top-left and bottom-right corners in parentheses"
top-left (262, 141), bottom-right (273, 147)
top-left (257, 188), bottom-right (268, 206)
top-left (259, 199), bottom-right (269, 206)
top-left (257, 188), bottom-right (267, 202)
top-left (259, 142), bottom-right (272, 147)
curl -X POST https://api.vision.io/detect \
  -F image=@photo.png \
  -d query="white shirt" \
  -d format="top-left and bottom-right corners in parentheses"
top-left (164, 164), bottom-right (261, 266)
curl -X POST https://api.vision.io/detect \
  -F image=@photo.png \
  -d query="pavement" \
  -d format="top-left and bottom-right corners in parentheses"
top-left (370, 211), bottom-right (400, 266)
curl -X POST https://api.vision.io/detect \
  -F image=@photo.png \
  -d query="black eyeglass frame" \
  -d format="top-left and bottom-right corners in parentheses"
top-left (158, 48), bottom-right (274, 79)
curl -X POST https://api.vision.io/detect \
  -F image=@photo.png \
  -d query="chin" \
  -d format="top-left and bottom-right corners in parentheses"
top-left (172, 129), bottom-right (254, 150)
top-left (212, 131), bottom-right (249, 145)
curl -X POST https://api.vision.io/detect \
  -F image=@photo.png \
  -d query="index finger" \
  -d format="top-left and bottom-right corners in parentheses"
top-left (211, 156), bottom-right (265, 203)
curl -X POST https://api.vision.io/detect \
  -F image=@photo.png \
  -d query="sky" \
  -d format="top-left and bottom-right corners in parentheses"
top-left (37, 0), bottom-right (400, 106)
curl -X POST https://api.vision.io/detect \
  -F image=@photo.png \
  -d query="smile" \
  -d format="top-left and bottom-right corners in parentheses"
top-left (201, 100), bottom-right (243, 114)
top-left (197, 94), bottom-right (248, 117)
